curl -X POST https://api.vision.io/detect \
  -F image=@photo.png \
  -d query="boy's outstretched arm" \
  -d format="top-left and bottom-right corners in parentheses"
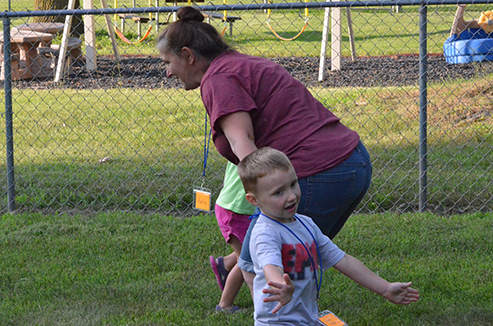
top-left (262, 265), bottom-right (295, 313)
top-left (333, 254), bottom-right (420, 305)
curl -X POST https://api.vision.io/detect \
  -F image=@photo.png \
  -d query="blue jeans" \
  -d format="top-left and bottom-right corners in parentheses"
top-left (238, 140), bottom-right (372, 273)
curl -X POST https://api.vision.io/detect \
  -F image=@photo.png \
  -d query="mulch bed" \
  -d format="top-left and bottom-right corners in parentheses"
top-left (4, 53), bottom-right (493, 90)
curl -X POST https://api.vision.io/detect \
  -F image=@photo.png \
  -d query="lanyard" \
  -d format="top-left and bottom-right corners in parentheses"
top-left (202, 111), bottom-right (212, 179)
top-left (260, 213), bottom-right (323, 298)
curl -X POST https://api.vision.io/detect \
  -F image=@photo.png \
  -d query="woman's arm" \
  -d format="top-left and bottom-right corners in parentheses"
top-left (218, 111), bottom-right (258, 161)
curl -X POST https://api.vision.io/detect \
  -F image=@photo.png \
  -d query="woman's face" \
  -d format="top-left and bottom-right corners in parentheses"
top-left (161, 49), bottom-right (202, 90)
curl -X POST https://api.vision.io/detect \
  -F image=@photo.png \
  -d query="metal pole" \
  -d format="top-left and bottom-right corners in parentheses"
top-left (3, 17), bottom-right (16, 212)
top-left (418, 2), bottom-right (427, 212)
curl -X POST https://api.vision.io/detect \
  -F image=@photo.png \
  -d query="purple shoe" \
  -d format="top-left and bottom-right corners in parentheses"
top-left (215, 305), bottom-right (241, 313)
top-left (210, 256), bottom-right (229, 291)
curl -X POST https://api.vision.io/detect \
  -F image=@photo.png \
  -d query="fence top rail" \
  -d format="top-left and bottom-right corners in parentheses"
top-left (2, 0), bottom-right (493, 18)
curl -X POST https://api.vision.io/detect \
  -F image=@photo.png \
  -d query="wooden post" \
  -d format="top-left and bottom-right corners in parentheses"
top-left (101, 0), bottom-right (121, 61)
top-left (318, 7), bottom-right (330, 81)
top-left (55, 0), bottom-right (75, 82)
top-left (319, 2), bottom-right (354, 80)
top-left (331, 7), bottom-right (341, 71)
top-left (83, 0), bottom-right (97, 71)
top-left (346, 7), bottom-right (356, 61)
top-left (156, 0), bottom-right (160, 32)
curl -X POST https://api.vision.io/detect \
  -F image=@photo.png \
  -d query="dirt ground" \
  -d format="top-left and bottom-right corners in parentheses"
top-left (5, 53), bottom-right (493, 90)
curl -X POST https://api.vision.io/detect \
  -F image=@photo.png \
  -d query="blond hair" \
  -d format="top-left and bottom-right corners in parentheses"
top-left (238, 147), bottom-right (294, 194)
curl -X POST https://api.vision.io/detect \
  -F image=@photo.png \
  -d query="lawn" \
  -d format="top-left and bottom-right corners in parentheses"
top-left (0, 211), bottom-right (492, 325)
top-left (0, 74), bottom-right (491, 214)
top-left (0, 5), bottom-right (491, 325)
top-left (0, 4), bottom-right (491, 326)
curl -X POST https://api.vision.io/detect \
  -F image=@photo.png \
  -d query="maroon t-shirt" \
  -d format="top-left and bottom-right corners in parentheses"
top-left (200, 51), bottom-right (359, 179)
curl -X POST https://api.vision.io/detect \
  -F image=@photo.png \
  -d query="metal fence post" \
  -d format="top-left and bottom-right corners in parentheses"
top-left (418, 2), bottom-right (428, 212)
top-left (3, 17), bottom-right (16, 212)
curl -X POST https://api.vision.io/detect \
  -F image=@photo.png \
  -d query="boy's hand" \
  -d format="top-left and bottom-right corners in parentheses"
top-left (262, 273), bottom-right (295, 313)
top-left (383, 282), bottom-right (420, 305)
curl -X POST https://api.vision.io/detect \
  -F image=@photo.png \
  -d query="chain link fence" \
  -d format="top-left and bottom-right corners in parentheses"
top-left (0, 0), bottom-right (492, 216)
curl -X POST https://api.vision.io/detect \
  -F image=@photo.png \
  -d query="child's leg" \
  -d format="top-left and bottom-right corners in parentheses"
top-left (211, 205), bottom-right (246, 291)
top-left (238, 214), bottom-right (258, 297)
top-left (218, 264), bottom-right (243, 308)
top-left (218, 236), bottom-right (244, 309)
top-left (242, 270), bottom-right (255, 299)
top-left (222, 252), bottom-right (237, 271)
top-left (212, 205), bottom-right (252, 309)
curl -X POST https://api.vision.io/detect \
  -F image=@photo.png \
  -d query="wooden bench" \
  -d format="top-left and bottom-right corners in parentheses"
top-left (118, 13), bottom-right (151, 24)
top-left (49, 37), bottom-right (83, 64)
top-left (0, 51), bottom-right (28, 81)
top-left (42, 37), bottom-right (83, 76)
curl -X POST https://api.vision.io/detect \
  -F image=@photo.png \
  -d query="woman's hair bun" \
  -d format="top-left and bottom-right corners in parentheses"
top-left (177, 6), bottom-right (205, 22)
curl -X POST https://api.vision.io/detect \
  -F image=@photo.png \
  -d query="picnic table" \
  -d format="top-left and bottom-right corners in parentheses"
top-left (13, 22), bottom-right (65, 36)
top-left (0, 29), bottom-right (54, 80)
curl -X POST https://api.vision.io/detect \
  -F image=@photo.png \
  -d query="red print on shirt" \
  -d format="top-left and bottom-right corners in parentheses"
top-left (281, 241), bottom-right (318, 280)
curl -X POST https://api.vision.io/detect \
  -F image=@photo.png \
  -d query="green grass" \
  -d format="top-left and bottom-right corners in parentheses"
top-left (0, 74), bottom-right (491, 214)
top-left (0, 2), bottom-right (491, 214)
top-left (0, 211), bottom-right (492, 325)
top-left (0, 87), bottom-right (227, 213)
top-left (0, 7), bottom-right (490, 325)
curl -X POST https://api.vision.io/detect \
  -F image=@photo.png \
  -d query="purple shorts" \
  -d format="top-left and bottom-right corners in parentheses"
top-left (214, 204), bottom-right (251, 244)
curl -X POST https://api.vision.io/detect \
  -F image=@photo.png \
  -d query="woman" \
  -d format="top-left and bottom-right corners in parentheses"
top-left (157, 5), bottom-right (372, 308)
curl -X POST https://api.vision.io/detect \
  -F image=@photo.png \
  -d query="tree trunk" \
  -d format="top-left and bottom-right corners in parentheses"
top-left (33, 0), bottom-right (84, 37)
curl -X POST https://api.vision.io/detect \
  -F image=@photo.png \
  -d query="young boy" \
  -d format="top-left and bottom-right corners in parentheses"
top-left (237, 147), bottom-right (420, 326)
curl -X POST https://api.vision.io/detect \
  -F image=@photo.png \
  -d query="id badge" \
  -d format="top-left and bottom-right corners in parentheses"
top-left (318, 310), bottom-right (347, 326)
top-left (193, 187), bottom-right (211, 212)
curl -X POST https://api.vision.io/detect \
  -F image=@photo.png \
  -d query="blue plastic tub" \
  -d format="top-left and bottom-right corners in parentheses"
top-left (443, 28), bottom-right (493, 64)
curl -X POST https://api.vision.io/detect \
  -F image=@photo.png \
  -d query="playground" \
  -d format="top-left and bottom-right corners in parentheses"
top-left (0, 1), bottom-right (491, 215)
top-left (4, 1), bottom-right (493, 88)
top-left (0, 3), bottom-right (492, 325)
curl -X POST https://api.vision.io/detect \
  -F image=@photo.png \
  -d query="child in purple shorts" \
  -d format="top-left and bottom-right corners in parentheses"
top-left (210, 162), bottom-right (255, 312)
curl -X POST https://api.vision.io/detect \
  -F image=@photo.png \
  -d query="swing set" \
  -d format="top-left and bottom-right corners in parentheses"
top-left (266, 0), bottom-right (310, 41)
top-left (111, 0), bottom-right (241, 41)
top-left (113, 0), bottom-right (155, 44)
top-left (110, 0), bottom-right (317, 44)
top-left (63, 0), bottom-right (354, 84)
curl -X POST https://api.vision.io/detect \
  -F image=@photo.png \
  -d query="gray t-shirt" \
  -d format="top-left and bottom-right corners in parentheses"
top-left (251, 214), bottom-right (345, 326)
